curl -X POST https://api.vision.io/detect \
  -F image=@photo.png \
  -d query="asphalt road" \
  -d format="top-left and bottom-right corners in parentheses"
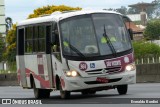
top-left (0, 83), bottom-right (160, 106)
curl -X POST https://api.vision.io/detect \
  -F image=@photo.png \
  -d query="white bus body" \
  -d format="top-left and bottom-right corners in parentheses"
top-left (16, 10), bottom-right (136, 99)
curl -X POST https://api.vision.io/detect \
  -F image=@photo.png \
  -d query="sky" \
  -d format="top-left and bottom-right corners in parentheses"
top-left (4, 0), bottom-right (154, 23)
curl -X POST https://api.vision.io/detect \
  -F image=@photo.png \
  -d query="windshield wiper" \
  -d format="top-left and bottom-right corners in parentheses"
top-left (68, 43), bottom-right (86, 58)
top-left (103, 25), bottom-right (117, 56)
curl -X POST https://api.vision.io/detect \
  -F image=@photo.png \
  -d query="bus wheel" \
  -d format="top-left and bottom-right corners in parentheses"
top-left (81, 91), bottom-right (89, 95)
top-left (89, 91), bottom-right (96, 95)
top-left (33, 81), bottom-right (50, 99)
top-left (59, 82), bottom-right (70, 99)
top-left (117, 85), bottom-right (128, 95)
top-left (81, 90), bottom-right (96, 95)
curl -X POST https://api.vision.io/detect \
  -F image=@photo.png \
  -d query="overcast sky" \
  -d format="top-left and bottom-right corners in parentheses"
top-left (5, 0), bottom-right (153, 23)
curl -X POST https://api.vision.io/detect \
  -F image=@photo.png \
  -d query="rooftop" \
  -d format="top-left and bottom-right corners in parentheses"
top-left (128, 2), bottom-right (156, 12)
top-left (17, 10), bottom-right (121, 26)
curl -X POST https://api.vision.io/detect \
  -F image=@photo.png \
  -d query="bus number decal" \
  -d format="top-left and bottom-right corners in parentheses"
top-left (79, 62), bottom-right (88, 71)
top-left (105, 60), bottom-right (121, 67)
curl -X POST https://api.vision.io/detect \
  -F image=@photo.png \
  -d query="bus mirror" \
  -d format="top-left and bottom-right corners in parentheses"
top-left (128, 29), bottom-right (133, 40)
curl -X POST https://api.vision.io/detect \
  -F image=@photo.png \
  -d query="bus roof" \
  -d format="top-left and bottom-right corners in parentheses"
top-left (17, 10), bottom-right (121, 26)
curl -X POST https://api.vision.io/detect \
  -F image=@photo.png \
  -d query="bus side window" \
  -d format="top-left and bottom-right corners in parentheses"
top-left (17, 28), bottom-right (24, 55)
top-left (46, 25), bottom-right (52, 54)
top-left (38, 26), bottom-right (45, 52)
top-left (25, 27), bottom-right (33, 53)
top-left (52, 23), bottom-right (60, 52)
top-left (52, 23), bottom-right (61, 61)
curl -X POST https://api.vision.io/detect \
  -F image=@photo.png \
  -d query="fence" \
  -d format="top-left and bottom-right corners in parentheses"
top-left (135, 56), bottom-right (160, 65)
top-left (1, 62), bottom-right (160, 85)
top-left (136, 63), bottom-right (160, 82)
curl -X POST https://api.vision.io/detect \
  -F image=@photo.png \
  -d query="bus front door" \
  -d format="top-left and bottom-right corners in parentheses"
top-left (17, 28), bottom-right (27, 87)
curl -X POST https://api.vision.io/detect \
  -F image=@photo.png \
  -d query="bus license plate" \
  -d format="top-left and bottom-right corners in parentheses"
top-left (96, 77), bottom-right (108, 83)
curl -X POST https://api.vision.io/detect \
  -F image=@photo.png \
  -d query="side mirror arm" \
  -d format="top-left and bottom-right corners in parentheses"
top-left (128, 29), bottom-right (133, 40)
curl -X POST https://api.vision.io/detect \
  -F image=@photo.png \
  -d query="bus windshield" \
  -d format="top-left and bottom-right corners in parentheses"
top-left (60, 13), bottom-right (132, 58)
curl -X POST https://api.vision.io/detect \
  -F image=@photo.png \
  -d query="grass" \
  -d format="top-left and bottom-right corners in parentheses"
top-left (0, 62), bottom-right (17, 74)
top-left (0, 70), bottom-right (17, 74)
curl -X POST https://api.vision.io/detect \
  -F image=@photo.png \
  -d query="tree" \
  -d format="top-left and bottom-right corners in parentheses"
top-left (104, 6), bottom-right (127, 15)
top-left (133, 41), bottom-right (160, 59)
top-left (127, 7), bottom-right (140, 14)
top-left (6, 17), bottom-right (13, 33)
top-left (152, 0), bottom-right (160, 18)
top-left (116, 6), bottom-right (127, 15)
top-left (0, 34), bottom-right (5, 62)
top-left (28, 5), bottom-right (81, 19)
top-left (3, 24), bottom-right (16, 62)
top-left (144, 19), bottom-right (160, 40)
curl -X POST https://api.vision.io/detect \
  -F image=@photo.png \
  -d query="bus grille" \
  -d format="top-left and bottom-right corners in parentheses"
top-left (85, 66), bottom-right (121, 75)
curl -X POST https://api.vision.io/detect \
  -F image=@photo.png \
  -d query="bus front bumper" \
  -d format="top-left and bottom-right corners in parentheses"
top-left (62, 70), bottom-right (136, 91)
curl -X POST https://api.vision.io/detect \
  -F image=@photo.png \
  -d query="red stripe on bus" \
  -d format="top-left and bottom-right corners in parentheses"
top-left (38, 65), bottom-right (44, 74)
top-left (25, 68), bottom-right (50, 89)
top-left (37, 54), bottom-right (45, 88)
top-left (37, 54), bottom-right (43, 58)
top-left (60, 77), bottom-right (65, 88)
top-left (17, 69), bottom-right (20, 84)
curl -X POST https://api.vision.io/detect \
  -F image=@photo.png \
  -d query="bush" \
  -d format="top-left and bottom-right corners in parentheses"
top-left (133, 41), bottom-right (160, 59)
top-left (144, 19), bottom-right (160, 40)
top-left (3, 24), bottom-right (16, 62)
top-left (0, 34), bottom-right (5, 62)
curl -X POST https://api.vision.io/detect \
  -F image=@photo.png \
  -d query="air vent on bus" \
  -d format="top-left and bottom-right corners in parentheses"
top-left (62, 10), bottom-right (79, 13)
top-left (51, 11), bottom-right (62, 15)
top-left (105, 66), bottom-right (121, 74)
top-left (85, 66), bottom-right (121, 75)
top-left (39, 14), bottom-right (50, 17)
top-left (85, 69), bottom-right (103, 75)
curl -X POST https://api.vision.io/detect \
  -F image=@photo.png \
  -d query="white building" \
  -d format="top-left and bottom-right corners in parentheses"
top-left (127, 14), bottom-right (148, 22)
top-left (127, 14), bottom-right (141, 21)
top-left (0, 0), bottom-right (6, 70)
top-left (0, 0), bottom-right (6, 37)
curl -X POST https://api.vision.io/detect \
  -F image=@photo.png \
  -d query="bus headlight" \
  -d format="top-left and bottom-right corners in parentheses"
top-left (125, 64), bottom-right (136, 71)
top-left (65, 70), bottom-right (78, 77)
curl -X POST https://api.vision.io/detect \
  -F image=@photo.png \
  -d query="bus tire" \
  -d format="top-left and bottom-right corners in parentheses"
top-left (89, 91), bottom-right (96, 95)
top-left (59, 82), bottom-right (70, 99)
top-left (33, 81), bottom-right (50, 99)
top-left (117, 85), bottom-right (128, 95)
top-left (81, 90), bottom-right (96, 95)
top-left (81, 91), bottom-right (89, 95)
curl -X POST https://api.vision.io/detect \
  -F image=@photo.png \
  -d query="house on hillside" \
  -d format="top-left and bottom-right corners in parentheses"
top-left (123, 15), bottom-right (145, 41)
